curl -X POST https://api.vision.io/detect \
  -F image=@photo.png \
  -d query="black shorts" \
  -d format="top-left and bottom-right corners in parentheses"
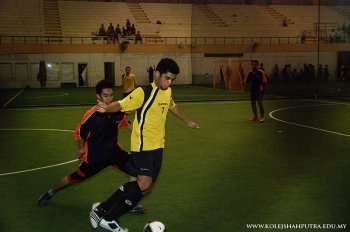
top-left (127, 148), bottom-right (163, 181)
top-left (250, 91), bottom-right (264, 101)
top-left (68, 149), bottom-right (132, 183)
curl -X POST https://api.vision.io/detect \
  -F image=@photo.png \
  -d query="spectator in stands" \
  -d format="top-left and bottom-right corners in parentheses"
top-left (335, 28), bottom-right (341, 42)
top-left (282, 17), bottom-right (288, 27)
top-left (108, 23), bottom-right (114, 34)
top-left (341, 23), bottom-right (350, 36)
top-left (107, 23), bottom-right (116, 43)
top-left (135, 31), bottom-right (142, 44)
top-left (346, 24), bottom-right (350, 36)
top-left (122, 27), bottom-right (127, 37)
top-left (147, 65), bottom-right (155, 83)
top-left (156, 20), bottom-right (162, 33)
top-left (115, 24), bottom-right (122, 37)
top-left (98, 24), bottom-right (106, 36)
top-left (131, 24), bottom-right (136, 35)
top-left (126, 19), bottom-right (131, 35)
top-left (342, 23), bottom-right (347, 33)
top-left (330, 29), bottom-right (336, 43)
top-left (301, 31), bottom-right (306, 44)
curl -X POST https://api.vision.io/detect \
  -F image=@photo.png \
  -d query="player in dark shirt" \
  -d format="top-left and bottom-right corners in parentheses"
top-left (245, 60), bottom-right (267, 122)
top-left (37, 80), bottom-right (144, 212)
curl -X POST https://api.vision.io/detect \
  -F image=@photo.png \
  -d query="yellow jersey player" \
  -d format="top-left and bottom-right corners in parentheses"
top-left (90, 58), bottom-right (199, 232)
top-left (121, 66), bottom-right (137, 98)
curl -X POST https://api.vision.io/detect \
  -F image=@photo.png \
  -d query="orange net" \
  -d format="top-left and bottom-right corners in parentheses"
top-left (213, 59), bottom-right (252, 92)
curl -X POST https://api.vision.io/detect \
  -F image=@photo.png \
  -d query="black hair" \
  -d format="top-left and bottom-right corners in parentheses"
top-left (96, 80), bottom-right (114, 94)
top-left (156, 58), bottom-right (180, 75)
top-left (251, 60), bottom-right (259, 65)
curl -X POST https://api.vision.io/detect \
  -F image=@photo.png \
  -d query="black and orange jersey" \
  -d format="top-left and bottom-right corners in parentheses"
top-left (246, 69), bottom-right (267, 92)
top-left (74, 106), bottom-right (125, 164)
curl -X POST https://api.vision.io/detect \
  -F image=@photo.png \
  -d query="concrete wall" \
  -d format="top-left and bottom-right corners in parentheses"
top-left (0, 42), bottom-right (346, 88)
top-left (0, 52), bottom-right (193, 88)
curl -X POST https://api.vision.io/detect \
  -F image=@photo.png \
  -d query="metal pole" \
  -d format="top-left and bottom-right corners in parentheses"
top-left (317, 0), bottom-right (320, 69)
top-left (315, 0), bottom-right (321, 98)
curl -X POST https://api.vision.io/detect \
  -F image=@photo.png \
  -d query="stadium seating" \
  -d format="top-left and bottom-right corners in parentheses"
top-left (138, 3), bottom-right (192, 37)
top-left (1, 1), bottom-right (349, 40)
top-left (0, 0), bottom-right (43, 36)
top-left (59, 1), bottom-right (135, 37)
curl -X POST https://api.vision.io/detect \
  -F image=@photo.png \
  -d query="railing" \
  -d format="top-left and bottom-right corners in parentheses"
top-left (0, 35), bottom-right (348, 45)
top-left (315, 22), bottom-right (339, 32)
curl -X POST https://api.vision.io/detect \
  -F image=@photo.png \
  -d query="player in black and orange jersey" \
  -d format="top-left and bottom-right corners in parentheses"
top-left (37, 80), bottom-right (144, 212)
top-left (245, 60), bottom-right (267, 123)
top-left (89, 58), bottom-right (200, 232)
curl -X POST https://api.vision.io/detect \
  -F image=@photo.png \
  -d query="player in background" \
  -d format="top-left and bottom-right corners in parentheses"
top-left (245, 60), bottom-right (267, 123)
top-left (89, 58), bottom-right (200, 232)
top-left (121, 66), bottom-right (137, 98)
top-left (37, 80), bottom-right (144, 212)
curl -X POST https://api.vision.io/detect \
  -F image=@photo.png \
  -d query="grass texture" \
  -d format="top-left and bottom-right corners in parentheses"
top-left (0, 87), bottom-right (349, 232)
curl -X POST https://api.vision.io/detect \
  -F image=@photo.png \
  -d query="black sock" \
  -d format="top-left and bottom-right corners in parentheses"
top-left (101, 181), bottom-right (141, 212)
top-left (104, 192), bottom-right (143, 221)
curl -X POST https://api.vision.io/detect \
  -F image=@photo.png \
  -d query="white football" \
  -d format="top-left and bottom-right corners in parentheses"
top-left (143, 221), bottom-right (166, 232)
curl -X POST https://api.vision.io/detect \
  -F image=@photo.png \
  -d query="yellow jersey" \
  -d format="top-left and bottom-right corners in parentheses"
top-left (121, 73), bottom-right (136, 93)
top-left (118, 82), bottom-right (175, 152)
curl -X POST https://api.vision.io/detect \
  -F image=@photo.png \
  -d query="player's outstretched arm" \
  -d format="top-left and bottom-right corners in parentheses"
top-left (96, 100), bottom-right (122, 113)
top-left (169, 105), bottom-right (200, 129)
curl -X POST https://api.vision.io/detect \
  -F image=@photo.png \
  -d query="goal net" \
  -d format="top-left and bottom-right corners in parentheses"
top-left (213, 59), bottom-right (252, 92)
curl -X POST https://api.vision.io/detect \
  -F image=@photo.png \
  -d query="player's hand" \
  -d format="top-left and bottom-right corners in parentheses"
top-left (187, 120), bottom-right (200, 129)
top-left (77, 149), bottom-right (85, 159)
top-left (96, 100), bottom-right (107, 113)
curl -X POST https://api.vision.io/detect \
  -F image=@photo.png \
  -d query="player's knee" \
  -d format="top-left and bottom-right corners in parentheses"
top-left (136, 176), bottom-right (153, 192)
top-left (68, 172), bottom-right (84, 184)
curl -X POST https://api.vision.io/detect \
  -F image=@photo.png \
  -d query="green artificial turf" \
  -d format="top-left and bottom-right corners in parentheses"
top-left (0, 99), bottom-right (349, 232)
top-left (1, 86), bottom-right (251, 108)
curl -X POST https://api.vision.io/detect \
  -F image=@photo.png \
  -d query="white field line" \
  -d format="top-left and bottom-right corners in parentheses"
top-left (0, 128), bottom-right (76, 176)
top-left (0, 100), bottom-right (348, 176)
top-left (0, 128), bottom-right (74, 132)
top-left (0, 159), bottom-right (78, 176)
top-left (2, 89), bottom-right (24, 107)
top-left (269, 103), bottom-right (350, 137)
top-left (0, 106), bottom-right (92, 111)
top-left (23, 92), bottom-right (69, 98)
